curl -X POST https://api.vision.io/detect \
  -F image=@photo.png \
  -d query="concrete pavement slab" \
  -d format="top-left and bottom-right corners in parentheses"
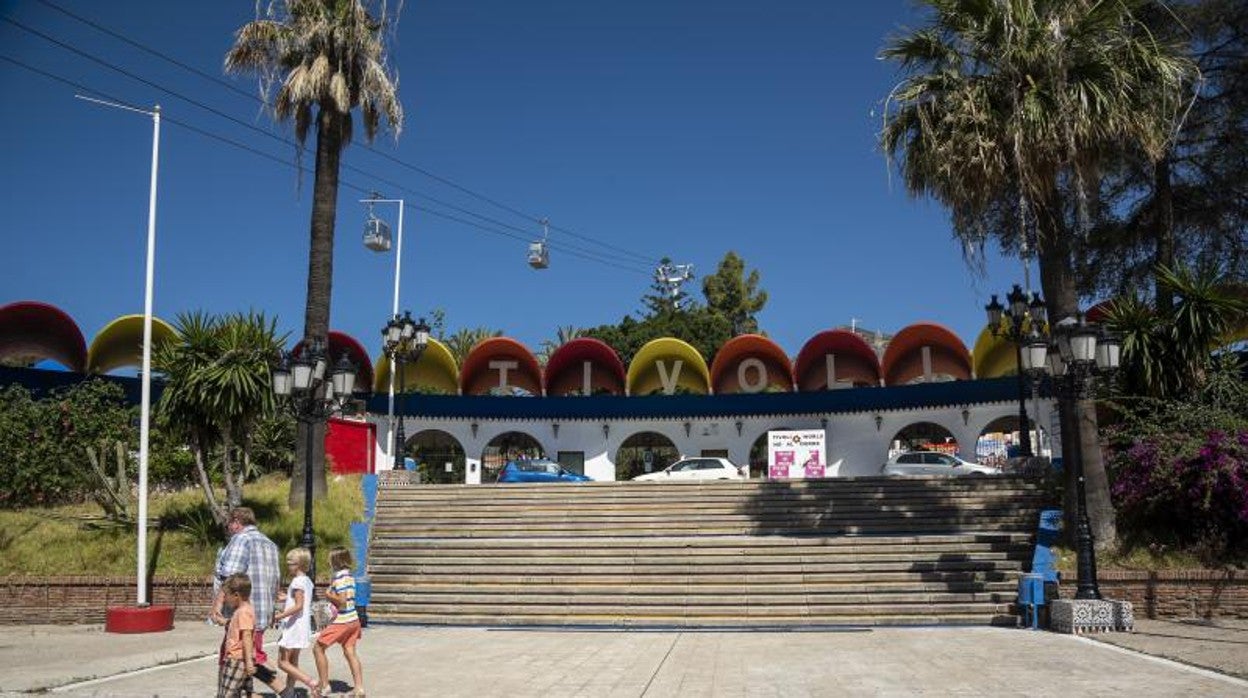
top-left (6, 625), bottom-right (1245, 697)
top-left (1088, 618), bottom-right (1248, 680)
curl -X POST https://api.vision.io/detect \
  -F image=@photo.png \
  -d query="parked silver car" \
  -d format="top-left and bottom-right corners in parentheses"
top-left (881, 451), bottom-right (1001, 477)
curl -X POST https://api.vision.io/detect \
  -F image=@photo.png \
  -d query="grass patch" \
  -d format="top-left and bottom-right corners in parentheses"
top-left (1051, 544), bottom-right (1216, 574)
top-left (0, 473), bottom-right (364, 578)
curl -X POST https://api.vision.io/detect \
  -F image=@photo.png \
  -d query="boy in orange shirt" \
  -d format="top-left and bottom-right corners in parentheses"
top-left (218, 573), bottom-right (257, 698)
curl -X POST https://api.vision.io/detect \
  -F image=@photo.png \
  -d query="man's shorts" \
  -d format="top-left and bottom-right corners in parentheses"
top-left (317, 620), bottom-right (362, 648)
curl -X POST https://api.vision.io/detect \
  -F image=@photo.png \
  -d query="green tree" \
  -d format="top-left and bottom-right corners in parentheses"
top-left (879, 0), bottom-right (1194, 549)
top-left (1082, 0), bottom-right (1248, 310)
top-left (154, 312), bottom-right (286, 524)
top-left (226, 0), bottom-right (403, 505)
top-left (702, 251), bottom-right (767, 335)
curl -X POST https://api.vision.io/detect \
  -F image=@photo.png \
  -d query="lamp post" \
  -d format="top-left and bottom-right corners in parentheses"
top-left (361, 196), bottom-right (406, 464)
top-left (77, 95), bottom-right (161, 608)
top-left (1023, 314), bottom-right (1120, 600)
top-left (381, 312), bottom-right (431, 470)
top-left (272, 339), bottom-right (357, 581)
top-left (985, 284), bottom-right (1048, 458)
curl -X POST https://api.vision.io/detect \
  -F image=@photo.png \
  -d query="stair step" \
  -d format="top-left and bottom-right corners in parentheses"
top-left (368, 479), bottom-right (1046, 628)
top-left (369, 612), bottom-right (1021, 628)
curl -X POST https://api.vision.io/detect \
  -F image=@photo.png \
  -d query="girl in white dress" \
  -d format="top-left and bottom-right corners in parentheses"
top-left (272, 547), bottom-right (318, 696)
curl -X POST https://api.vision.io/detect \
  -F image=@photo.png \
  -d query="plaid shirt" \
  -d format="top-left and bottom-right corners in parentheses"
top-left (215, 525), bottom-right (280, 627)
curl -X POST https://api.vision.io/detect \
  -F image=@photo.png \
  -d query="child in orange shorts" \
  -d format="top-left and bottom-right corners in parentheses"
top-left (313, 547), bottom-right (364, 697)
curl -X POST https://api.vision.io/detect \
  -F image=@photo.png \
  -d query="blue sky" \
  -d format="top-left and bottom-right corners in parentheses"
top-left (0, 0), bottom-right (1033, 363)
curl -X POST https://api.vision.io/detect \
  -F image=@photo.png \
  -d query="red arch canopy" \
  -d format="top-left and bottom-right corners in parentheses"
top-left (543, 337), bottom-right (626, 395)
top-left (0, 301), bottom-right (87, 372)
top-left (292, 330), bottom-right (374, 392)
top-left (793, 329), bottom-right (881, 389)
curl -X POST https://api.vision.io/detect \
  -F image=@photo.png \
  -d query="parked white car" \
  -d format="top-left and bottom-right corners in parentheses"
top-left (633, 457), bottom-right (745, 482)
top-left (881, 451), bottom-right (1001, 477)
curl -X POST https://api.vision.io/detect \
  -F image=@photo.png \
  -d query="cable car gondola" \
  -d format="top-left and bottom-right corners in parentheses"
top-left (528, 218), bottom-right (550, 269)
top-left (363, 198), bottom-right (392, 252)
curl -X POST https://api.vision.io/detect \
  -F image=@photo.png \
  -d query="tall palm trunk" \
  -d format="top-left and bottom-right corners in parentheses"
top-left (1036, 202), bottom-right (1118, 551)
top-left (291, 105), bottom-right (345, 508)
top-left (1152, 155), bottom-right (1176, 313)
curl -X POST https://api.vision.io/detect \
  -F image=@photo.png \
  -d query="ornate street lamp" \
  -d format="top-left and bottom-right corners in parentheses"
top-left (382, 311), bottom-right (431, 471)
top-left (986, 284), bottom-right (1046, 457)
top-left (1033, 314), bottom-right (1120, 600)
top-left (272, 340), bottom-right (357, 581)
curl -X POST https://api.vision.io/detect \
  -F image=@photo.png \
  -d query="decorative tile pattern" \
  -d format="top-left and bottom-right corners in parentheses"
top-left (1050, 599), bottom-right (1134, 633)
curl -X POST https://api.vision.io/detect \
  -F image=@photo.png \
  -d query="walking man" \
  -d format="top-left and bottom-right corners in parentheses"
top-left (211, 507), bottom-right (287, 696)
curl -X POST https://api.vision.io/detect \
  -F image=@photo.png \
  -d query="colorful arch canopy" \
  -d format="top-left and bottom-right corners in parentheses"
top-left (0, 301), bottom-right (87, 372)
top-left (793, 329), bottom-right (882, 390)
top-left (460, 337), bottom-right (542, 396)
top-left (971, 325), bottom-right (1016, 379)
top-left (709, 334), bottom-right (794, 394)
top-left (86, 314), bottom-right (178, 375)
top-left (881, 322), bottom-right (973, 386)
top-left (543, 337), bottom-right (626, 396)
top-left (627, 337), bottom-right (710, 395)
top-left (373, 336), bottom-right (459, 395)
top-left (293, 330), bottom-right (375, 392)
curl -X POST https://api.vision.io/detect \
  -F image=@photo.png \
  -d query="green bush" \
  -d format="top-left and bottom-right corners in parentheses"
top-left (0, 381), bottom-right (134, 508)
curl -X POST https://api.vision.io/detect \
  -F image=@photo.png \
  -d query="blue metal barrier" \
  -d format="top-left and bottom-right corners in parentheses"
top-left (1018, 508), bottom-right (1063, 629)
top-left (351, 474), bottom-right (379, 626)
top-left (1018, 573), bottom-right (1045, 629)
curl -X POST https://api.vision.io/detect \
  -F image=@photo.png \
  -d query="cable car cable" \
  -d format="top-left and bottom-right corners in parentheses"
top-left (0, 52), bottom-right (655, 278)
top-left (25, 0), bottom-right (662, 266)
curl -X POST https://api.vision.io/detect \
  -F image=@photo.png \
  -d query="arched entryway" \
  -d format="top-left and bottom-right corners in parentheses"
top-left (614, 432), bottom-right (679, 481)
top-left (976, 415), bottom-right (1047, 465)
top-left (888, 421), bottom-right (959, 459)
top-left (748, 427), bottom-right (794, 478)
top-left (406, 429), bottom-right (466, 484)
top-left (481, 431), bottom-right (544, 482)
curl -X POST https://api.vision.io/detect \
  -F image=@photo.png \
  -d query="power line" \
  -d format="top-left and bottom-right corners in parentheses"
top-left (1, 14), bottom-right (652, 274)
top-left (27, 0), bottom-right (661, 266)
top-left (0, 53), bottom-right (653, 278)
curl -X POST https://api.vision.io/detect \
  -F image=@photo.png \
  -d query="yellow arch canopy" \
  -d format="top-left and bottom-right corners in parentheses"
top-left (971, 325), bottom-right (1017, 379)
top-left (373, 337), bottom-right (459, 394)
top-left (626, 337), bottom-right (711, 395)
top-left (87, 315), bottom-right (177, 374)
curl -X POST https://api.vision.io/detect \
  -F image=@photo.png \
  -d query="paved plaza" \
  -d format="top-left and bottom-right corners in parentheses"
top-left (2, 621), bottom-right (1246, 697)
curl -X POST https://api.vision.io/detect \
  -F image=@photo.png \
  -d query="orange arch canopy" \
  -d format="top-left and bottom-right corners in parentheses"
top-left (0, 301), bottom-right (87, 372)
top-left (543, 338), bottom-right (626, 395)
top-left (460, 337), bottom-right (543, 396)
top-left (881, 322), bottom-right (972, 385)
top-left (293, 330), bottom-right (375, 392)
top-left (709, 334), bottom-right (793, 393)
top-left (793, 329), bottom-right (882, 389)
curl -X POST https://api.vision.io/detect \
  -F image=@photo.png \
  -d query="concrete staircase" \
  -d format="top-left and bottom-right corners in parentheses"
top-left (368, 477), bottom-right (1047, 627)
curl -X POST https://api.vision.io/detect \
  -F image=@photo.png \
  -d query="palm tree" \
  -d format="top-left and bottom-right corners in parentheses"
top-left (1104, 265), bottom-right (1248, 398)
top-left (226, 0), bottom-right (402, 504)
top-left (538, 325), bottom-right (585, 366)
top-left (155, 312), bottom-right (286, 524)
top-left (880, 0), bottom-right (1193, 549)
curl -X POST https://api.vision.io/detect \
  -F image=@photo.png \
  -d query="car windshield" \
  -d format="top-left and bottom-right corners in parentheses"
top-left (668, 461), bottom-right (694, 472)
